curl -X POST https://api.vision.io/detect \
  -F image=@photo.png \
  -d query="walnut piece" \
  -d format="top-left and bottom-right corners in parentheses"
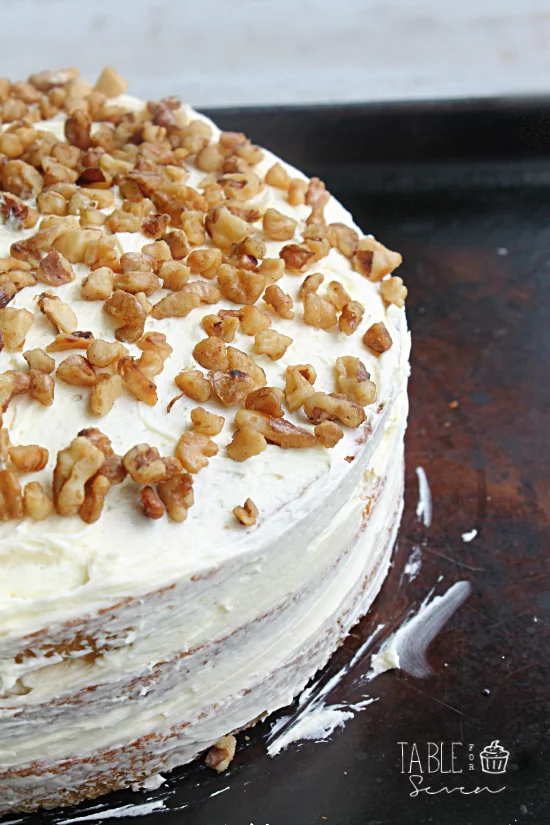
top-left (191, 407), bottom-right (225, 436)
top-left (137, 331), bottom-right (173, 362)
top-left (114, 270), bottom-right (160, 297)
top-left (353, 237), bottom-right (402, 281)
top-left (263, 284), bottom-right (294, 319)
top-left (46, 331), bottom-right (94, 352)
top-left (23, 481), bottom-right (53, 520)
top-left (284, 366), bottom-right (315, 412)
top-left (53, 435), bottom-right (105, 517)
top-left (187, 247), bottom-right (222, 280)
top-left (119, 357), bottom-right (158, 406)
top-left (23, 348), bottom-right (55, 374)
top-left (56, 355), bottom-right (97, 387)
top-left (329, 222), bottom-right (359, 258)
top-left (193, 336), bottom-right (229, 371)
top-left (29, 371), bottom-right (55, 406)
top-left (206, 206), bottom-right (249, 249)
top-left (279, 243), bottom-right (314, 273)
top-left (157, 472), bottom-right (194, 522)
top-left (235, 409), bottom-right (317, 449)
top-left (87, 339), bottom-right (127, 368)
top-left (233, 498), bottom-right (258, 526)
top-left (81, 266), bottom-right (114, 301)
top-left (245, 386), bottom-right (285, 418)
top-left (202, 313), bottom-right (240, 342)
top-left (326, 280), bottom-right (351, 311)
top-left (175, 431), bottom-right (218, 474)
top-left (335, 356), bottom-right (377, 406)
top-left (303, 392), bottom-right (366, 428)
top-left (90, 373), bottom-right (123, 416)
top-left (8, 445), bottom-right (48, 472)
top-left (227, 347), bottom-right (266, 392)
top-left (287, 178), bottom-right (307, 206)
top-left (363, 321), bottom-right (393, 354)
top-left (315, 421), bottom-right (344, 448)
top-left (265, 162), bottom-right (291, 191)
top-left (104, 290), bottom-right (146, 343)
top-left (94, 66), bottom-right (128, 97)
top-left (0, 370), bottom-right (30, 414)
top-left (303, 292), bottom-right (337, 330)
top-left (79, 474), bottom-right (111, 524)
top-left (2, 160), bottom-right (43, 199)
top-left (123, 444), bottom-right (181, 484)
top-left (380, 276), bottom-right (407, 308)
top-left (174, 369), bottom-right (211, 403)
top-left (254, 328), bottom-right (292, 360)
top-left (339, 301), bottom-right (364, 335)
top-left (0, 308), bottom-right (34, 351)
top-left (158, 260), bottom-right (190, 291)
top-left (151, 290), bottom-right (200, 320)
top-left (38, 293), bottom-right (77, 334)
top-left (210, 369), bottom-right (254, 407)
top-left (262, 207), bottom-right (297, 241)
top-left (226, 426), bottom-right (267, 462)
top-left (0, 469), bottom-right (24, 520)
top-left (217, 263), bottom-right (265, 305)
top-left (140, 485), bottom-right (165, 520)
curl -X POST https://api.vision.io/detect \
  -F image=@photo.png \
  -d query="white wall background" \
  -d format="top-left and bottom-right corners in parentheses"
top-left (2, 0), bottom-right (550, 107)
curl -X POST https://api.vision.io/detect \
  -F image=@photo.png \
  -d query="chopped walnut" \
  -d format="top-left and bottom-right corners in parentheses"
top-left (226, 426), bottom-right (267, 462)
top-left (234, 306), bottom-right (267, 337)
top-left (10, 224), bottom-right (66, 268)
top-left (210, 369), bottom-right (254, 407)
top-left (217, 264), bottom-right (265, 305)
top-left (353, 237), bottom-right (402, 281)
top-left (38, 293), bottom-right (77, 334)
top-left (8, 445), bottom-right (48, 472)
top-left (79, 474), bottom-right (111, 524)
top-left (191, 407), bottom-right (225, 436)
top-left (227, 346), bottom-right (266, 392)
top-left (254, 328), bottom-right (292, 360)
top-left (151, 289), bottom-right (200, 320)
top-left (201, 312), bottom-right (239, 342)
top-left (0, 192), bottom-right (39, 229)
top-left (175, 431), bottom-right (218, 474)
top-left (137, 331), bottom-right (173, 362)
top-left (335, 356), bottom-right (377, 406)
top-left (23, 481), bottom-right (53, 520)
top-left (339, 301), bottom-right (364, 335)
top-left (140, 485), bottom-right (165, 519)
top-left (0, 280), bottom-right (17, 308)
top-left (265, 162), bottom-right (291, 191)
top-left (174, 369), bottom-right (211, 403)
top-left (157, 261), bottom-right (189, 293)
top-left (42, 157), bottom-right (79, 186)
top-left (187, 247), bottom-right (222, 280)
top-left (303, 392), bottom-right (366, 428)
top-left (0, 308), bottom-right (34, 351)
top-left (245, 386), bottom-right (285, 418)
top-left (157, 472), bottom-right (194, 522)
top-left (380, 276), bottom-right (407, 308)
top-left (196, 142), bottom-right (224, 173)
top-left (279, 244), bottom-right (315, 273)
top-left (81, 266), bottom-right (114, 300)
top-left (28, 68), bottom-right (79, 91)
top-left (87, 339), bottom-right (127, 368)
top-left (302, 230), bottom-right (331, 262)
top-left (259, 257), bottom-right (285, 285)
top-left (29, 371), bottom-right (55, 406)
top-left (36, 251), bottom-right (75, 286)
top-left (284, 366), bottom-right (316, 412)
top-left (263, 287), bottom-right (294, 324)
top-left (37, 190), bottom-right (67, 217)
top-left (64, 108), bottom-right (91, 149)
top-left (0, 469), bottom-right (24, 520)
top-left (90, 373), bottom-right (123, 416)
top-left (46, 331), bottom-right (94, 352)
top-left (262, 207), bottom-right (297, 241)
top-left (329, 223), bottom-right (359, 258)
top-left (233, 498), bottom-right (258, 526)
top-left (218, 171), bottom-right (261, 202)
top-left (235, 409), bottom-right (317, 449)
top-left (123, 443), bottom-right (181, 484)
top-left (114, 270), bottom-right (160, 296)
top-left (326, 280), bottom-right (351, 311)
top-left (180, 211), bottom-right (206, 246)
top-left (315, 420), bottom-right (344, 448)
top-left (121, 252), bottom-right (155, 273)
top-left (363, 321), bottom-right (393, 354)
top-left (136, 350), bottom-right (164, 381)
top-left (287, 178), bottom-right (308, 206)
top-left (298, 272), bottom-right (324, 299)
top-left (119, 357), bottom-right (158, 406)
top-left (52, 435), bottom-right (105, 517)
top-left (193, 336), bottom-right (229, 371)
top-left (0, 370), bottom-right (30, 415)
top-left (94, 66), bottom-right (128, 97)
top-left (23, 348), bottom-right (55, 374)
top-left (182, 280), bottom-right (221, 305)
top-left (104, 290), bottom-right (146, 343)
top-left (56, 355), bottom-right (97, 387)
top-left (205, 206), bottom-right (249, 249)
top-left (303, 292), bottom-right (337, 330)
top-left (106, 209), bottom-right (140, 234)
top-left (1, 160), bottom-right (43, 199)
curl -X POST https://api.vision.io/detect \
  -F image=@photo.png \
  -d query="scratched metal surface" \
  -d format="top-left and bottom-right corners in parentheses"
top-left (6, 100), bottom-right (550, 825)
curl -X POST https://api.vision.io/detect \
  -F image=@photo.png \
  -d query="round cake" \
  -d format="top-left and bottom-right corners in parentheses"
top-left (0, 67), bottom-right (410, 813)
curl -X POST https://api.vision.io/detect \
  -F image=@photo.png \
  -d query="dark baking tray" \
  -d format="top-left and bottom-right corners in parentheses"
top-left (5, 98), bottom-right (550, 825)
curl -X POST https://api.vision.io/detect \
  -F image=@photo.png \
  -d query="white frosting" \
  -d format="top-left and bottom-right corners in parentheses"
top-left (0, 92), bottom-right (410, 811)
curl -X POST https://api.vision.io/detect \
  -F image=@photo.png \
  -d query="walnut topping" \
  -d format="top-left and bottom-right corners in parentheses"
top-left (303, 292), bottom-right (337, 330)
top-left (90, 373), bottom-right (123, 416)
top-left (315, 421), bottom-right (344, 448)
top-left (1, 160), bottom-right (43, 199)
top-left (210, 369), bottom-right (254, 407)
top-left (175, 431), bottom-right (218, 474)
top-left (263, 284), bottom-right (294, 319)
top-left (29, 371), bottom-right (55, 406)
top-left (326, 281), bottom-right (351, 311)
top-left (53, 435), bottom-right (105, 517)
top-left (137, 331), bottom-right (173, 362)
top-left (245, 386), bottom-right (285, 418)
top-left (64, 108), bottom-right (91, 149)
top-left (81, 266), bottom-right (114, 301)
top-left (279, 244), bottom-right (315, 273)
top-left (0, 370), bottom-right (30, 415)
top-left (158, 260), bottom-right (190, 291)
top-left (191, 407), bottom-right (224, 436)
top-left (94, 66), bottom-right (128, 97)
top-left (23, 481), bottom-right (53, 520)
top-left (0, 308), bottom-right (34, 351)
top-left (217, 264), bottom-right (265, 305)
top-left (46, 331), bottom-right (94, 352)
top-left (79, 474), bottom-right (111, 524)
top-left (353, 237), bottom-right (402, 281)
top-left (119, 357), bottom-right (158, 406)
top-left (284, 366), bottom-right (315, 412)
top-left (235, 409), bottom-right (317, 449)
top-left (158, 472), bottom-right (194, 522)
top-left (151, 289), bottom-right (200, 320)
top-left (181, 280), bottom-right (220, 305)
top-left (8, 445), bottom-right (48, 472)
top-left (329, 223), bottom-right (359, 258)
top-left (136, 349), bottom-right (165, 381)
top-left (254, 328), bottom-right (292, 360)
top-left (193, 336), bottom-right (229, 371)
top-left (363, 321), bottom-right (393, 354)
top-left (218, 171), bottom-right (261, 202)
top-left (206, 206), bottom-right (249, 249)
top-left (38, 293), bottom-right (77, 334)
top-left (175, 369), bottom-right (212, 403)
top-left (35, 251), bottom-right (75, 286)
top-left (56, 355), bottom-right (97, 387)
top-left (226, 426), bottom-right (267, 461)
top-left (23, 348), bottom-right (55, 374)
top-left (303, 392), bottom-right (366, 428)
top-left (202, 312), bottom-right (239, 342)
top-left (0, 469), bottom-right (24, 520)
top-left (140, 485), bottom-right (165, 519)
top-left (227, 347), bottom-right (266, 392)
top-left (380, 276), bottom-right (407, 308)
top-left (0, 192), bottom-right (39, 230)
top-left (37, 190), bottom-right (67, 217)
top-left (265, 162), bottom-right (291, 190)
top-left (262, 208), bottom-right (297, 241)
top-left (104, 290), bottom-right (146, 343)
top-left (298, 272), bottom-right (324, 299)
top-left (287, 178), bottom-right (308, 206)
top-left (233, 498), bottom-right (258, 526)
top-left (123, 444), bottom-right (181, 484)
top-left (187, 247), bottom-right (222, 280)
top-left (114, 270), bottom-right (160, 296)
top-left (339, 301), bottom-right (364, 335)
top-left (259, 257), bottom-right (285, 285)
top-left (335, 356), bottom-right (376, 406)
top-left (237, 305), bottom-right (270, 336)
top-left (87, 339), bottom-right (127, 368)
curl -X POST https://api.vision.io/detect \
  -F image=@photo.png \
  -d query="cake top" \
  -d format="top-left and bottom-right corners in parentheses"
top-left (0, 67), bottom-right (408, 621)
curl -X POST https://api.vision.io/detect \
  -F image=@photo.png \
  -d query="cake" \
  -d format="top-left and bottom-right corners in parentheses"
top-left (0, 67), bottom-right (410, 813)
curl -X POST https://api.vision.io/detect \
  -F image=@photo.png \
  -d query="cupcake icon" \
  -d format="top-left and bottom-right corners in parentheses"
top-left (480, 740), bottom-right (510, 774)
